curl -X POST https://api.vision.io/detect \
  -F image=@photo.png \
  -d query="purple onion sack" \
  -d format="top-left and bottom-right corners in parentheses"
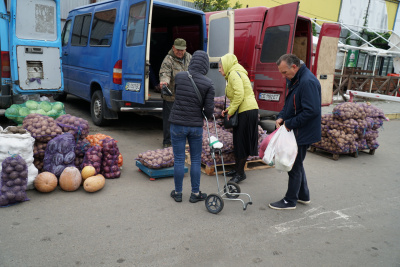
top-left (101, 138), bottom-right (121, 179)
top-left (43, 133), bottom-right (76, 177)
top-left (82, 145), bottom-right (102, 174)
top-left (0, 155), bottom-right (29, 207)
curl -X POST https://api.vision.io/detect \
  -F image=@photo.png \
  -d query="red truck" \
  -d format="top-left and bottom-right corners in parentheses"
top-left (206, 2), bottom-right (341, 131)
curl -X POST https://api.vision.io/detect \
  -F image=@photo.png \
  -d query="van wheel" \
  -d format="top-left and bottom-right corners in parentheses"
top-left (53, 92), bottom-right (67, 102)
top-left (91, 90), bottom-right (108, 126)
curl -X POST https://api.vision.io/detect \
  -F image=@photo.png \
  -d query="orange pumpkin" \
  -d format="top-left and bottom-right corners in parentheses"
top-left (59, 167), bottom-right (82, 191)
top-left (34, 172), bottom-right (58, 193)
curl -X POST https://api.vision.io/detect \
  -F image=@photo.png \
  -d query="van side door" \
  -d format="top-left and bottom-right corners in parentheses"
top-left (313, 23), bottom-right (341, 106)
top-left (207, 10), bottom-right (234, 97)
top-left (9, 0), bottom-right (63, 94)
top-left (254, 2), bottom-right (299, 112)
top-left (121, 0), bottom-right (152, 104)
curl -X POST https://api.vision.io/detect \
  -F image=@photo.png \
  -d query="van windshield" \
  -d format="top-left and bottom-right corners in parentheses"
top-left (15, 0), bottom-right (57, 41)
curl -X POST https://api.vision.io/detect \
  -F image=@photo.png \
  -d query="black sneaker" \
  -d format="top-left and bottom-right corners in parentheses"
top-left (163, 144), bottom-right (172, 148)
top-left (269, 199), bottom-right (296, 210)
top-left (225, 169), bottom-right (237, 177)
top-left (189, 191), bottom-right (207, 203)
top-left (297, 199), bottom-right (311, 204)
top-left (229, 173), bottom-right (246, 184)
top-left (170, 190), bottom-right (182, 202)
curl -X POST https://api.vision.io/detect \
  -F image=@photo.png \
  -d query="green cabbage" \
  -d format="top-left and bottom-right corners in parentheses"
top-left (46, 110), bottom-right (58, 117)
top-left (39, 101), bottom-right (52, 112)
top-left (25, 100), bottom-right (38, 110)
top-left (52, 102), bottom-right (64, 112)
top-left (19, 107), bottom-right (30, 116)
top-left (6, 107), bottom-right (19, 116)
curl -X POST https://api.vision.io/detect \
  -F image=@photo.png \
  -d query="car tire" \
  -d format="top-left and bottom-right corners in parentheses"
top-left (91, 90), bottom-right (108, 126)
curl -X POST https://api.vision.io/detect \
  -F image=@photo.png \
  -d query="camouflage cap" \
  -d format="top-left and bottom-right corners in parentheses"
top-left (173, 38), bottom-right (187, 50)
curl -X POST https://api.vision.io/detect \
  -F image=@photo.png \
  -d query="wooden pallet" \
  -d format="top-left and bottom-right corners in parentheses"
top-left (185, 153), bottom-right (273, 176)
top-left (309, 146), bottom-right (375, 161)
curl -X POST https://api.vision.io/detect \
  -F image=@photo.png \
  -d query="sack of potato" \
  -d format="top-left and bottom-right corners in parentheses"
top-left (137, 147), bottom-right (174, 169)
top-left (314, 102), bottom-right (385, 153)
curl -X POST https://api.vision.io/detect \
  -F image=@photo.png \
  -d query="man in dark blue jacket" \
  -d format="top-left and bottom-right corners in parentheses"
top-left (269, 54), bottom-right (321, 210)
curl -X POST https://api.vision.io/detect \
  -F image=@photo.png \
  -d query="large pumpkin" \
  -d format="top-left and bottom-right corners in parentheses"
top-left (59, 167), bottom-right (82, 191)
top-left (34, 172), bottom-right (58, 193)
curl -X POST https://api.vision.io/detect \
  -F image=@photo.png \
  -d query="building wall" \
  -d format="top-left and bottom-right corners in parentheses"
top-left (187, 0), bottom-right (398, 32)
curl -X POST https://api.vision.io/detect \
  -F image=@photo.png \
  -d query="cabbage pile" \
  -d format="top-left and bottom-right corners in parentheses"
top-left (5, 100), bottom-right (66, 124)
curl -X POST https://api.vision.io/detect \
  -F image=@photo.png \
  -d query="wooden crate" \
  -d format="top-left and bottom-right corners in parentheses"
top-left (309, 146), bottom-right (375, 161)
top-left (185, 153), bottom-right (273, 176)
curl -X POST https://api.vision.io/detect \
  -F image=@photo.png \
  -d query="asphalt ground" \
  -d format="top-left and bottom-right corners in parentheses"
top-left (0, 96), bottom-right (399, 267)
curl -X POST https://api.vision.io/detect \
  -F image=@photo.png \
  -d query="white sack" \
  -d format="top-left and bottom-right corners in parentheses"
top-left (0, 127), bottom-right (38, 189)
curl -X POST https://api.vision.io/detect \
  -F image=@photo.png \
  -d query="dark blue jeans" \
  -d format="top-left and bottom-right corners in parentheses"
top-left (285, 145), bottom-right (310, 204)
top-left (170, 123), bottom-right (203, 193)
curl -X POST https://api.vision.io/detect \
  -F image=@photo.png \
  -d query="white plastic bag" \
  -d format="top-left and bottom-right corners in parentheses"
top-left (263, 126), bottom-right (298, 172)
top-left (263, 127), bottom-right (282, 166)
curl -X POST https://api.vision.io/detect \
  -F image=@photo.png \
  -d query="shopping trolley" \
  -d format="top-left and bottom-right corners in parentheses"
top-left (203, 114), bottom-right (253, 214)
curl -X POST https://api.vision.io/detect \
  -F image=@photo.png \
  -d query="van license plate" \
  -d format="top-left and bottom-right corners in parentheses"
top-left (125, 82), bottom-right (141, 92)
top-left (259, 93), bottom-right (280, 101)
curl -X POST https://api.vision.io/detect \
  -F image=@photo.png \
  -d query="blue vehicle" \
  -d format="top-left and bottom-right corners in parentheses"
top-left (0, 0), bottom-right (63, 111)
top-left (59, 0), bottom-right (233, 126)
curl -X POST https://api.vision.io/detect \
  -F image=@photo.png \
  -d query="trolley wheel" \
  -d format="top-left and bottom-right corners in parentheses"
top-left (224, 181), bottom-right (241, 199)
top-left (205, 194), bottom-right (224, 214)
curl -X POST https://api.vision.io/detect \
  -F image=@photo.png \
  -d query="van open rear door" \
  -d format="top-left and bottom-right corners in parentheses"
top-left (121, 0), bottom-right (152, 104)
top-left (254, 2), bottom-right (299, 112)
top-left (313, 23), bottom-right (341, 106)
top-left (9, 0), bottom-right (63, 94)
top-left (207, 10), bottom-right (234, 97)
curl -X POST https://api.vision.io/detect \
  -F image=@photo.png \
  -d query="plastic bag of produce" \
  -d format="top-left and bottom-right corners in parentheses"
top-left (0, 155), bottom-right (29, 207)
top-left (43, 133), bottom-right (76, 177)
top-left (82, 145), bottom-right (103, 174)
top-left (5, 101), bottom-right (66, 124)
top-left (263, 126), bottom-right (298, 172)
top-left (23, 114), bottom-right (63, 142)
top-left (259, 128), bottom-right (278, 159)
top-left (56, 114), bottom-right (90, 141)
top-left (101, 138), bottom-right (121, 179)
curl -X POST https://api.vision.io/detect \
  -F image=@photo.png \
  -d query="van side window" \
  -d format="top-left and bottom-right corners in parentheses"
top-left (127, 2), bottom-right (147, 46)
top-left (71, 14), bottom-right (92, 46)
top-left (90, 9), bottom-right (117, 46)
top-left (61, 20), bottom-right (72, 46)
top-left (260, 25), bottom-right (290, 63)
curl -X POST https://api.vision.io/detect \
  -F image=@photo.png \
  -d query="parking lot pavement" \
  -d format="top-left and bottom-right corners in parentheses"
top-left (0, 96), bottom-right (399, 266)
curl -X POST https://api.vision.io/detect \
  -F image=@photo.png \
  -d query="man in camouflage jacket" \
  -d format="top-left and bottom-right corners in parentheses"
top-left (159, 38), bottom-right (192, 147)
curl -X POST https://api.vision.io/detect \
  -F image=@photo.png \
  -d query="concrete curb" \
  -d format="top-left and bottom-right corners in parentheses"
top-left (385, 113), bottom-right (400, 120)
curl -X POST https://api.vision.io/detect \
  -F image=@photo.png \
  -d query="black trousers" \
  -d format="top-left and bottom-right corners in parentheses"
top-left (163, 100), bottom-right (174, 145)
top-left (285, 144), bottom-right (310, 204)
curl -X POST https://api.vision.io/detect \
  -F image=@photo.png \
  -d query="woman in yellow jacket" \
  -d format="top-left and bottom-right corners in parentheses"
top-left (220, 53), bottom-right (259, 184)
